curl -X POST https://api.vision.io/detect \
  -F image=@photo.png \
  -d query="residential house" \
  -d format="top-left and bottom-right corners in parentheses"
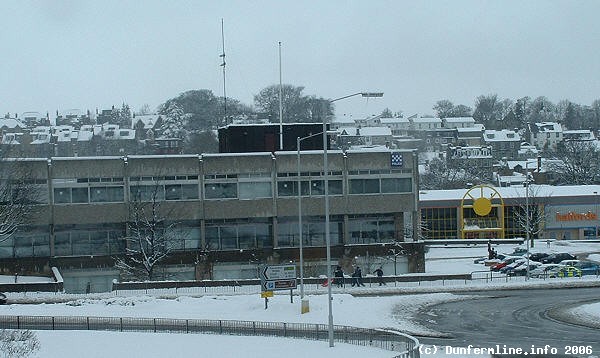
top-left (483, 129), bottom-right (521, 159)
top-left (442, 117), bottom-right (475, 129)
top-left (526, 122), bottom-right (563, 151)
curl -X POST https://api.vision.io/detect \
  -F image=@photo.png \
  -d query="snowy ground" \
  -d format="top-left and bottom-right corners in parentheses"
top-left (2, 240), bottom-right (600, 358)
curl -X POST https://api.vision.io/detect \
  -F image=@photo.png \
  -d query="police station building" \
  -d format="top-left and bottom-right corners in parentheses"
top-left (0, 149), bottom-right (422, 292)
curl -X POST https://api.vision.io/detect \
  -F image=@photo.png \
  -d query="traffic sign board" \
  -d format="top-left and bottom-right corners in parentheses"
top-left (258, 264), bottom-right (296, 281)
top-left (262, 279), bottom-right (297, 291)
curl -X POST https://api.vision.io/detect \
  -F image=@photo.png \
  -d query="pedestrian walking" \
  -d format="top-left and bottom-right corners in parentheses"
top-left (334, 265), bottom-right (344, 287)
top-left (373, 267), bottom-right (385, 286)
top-left (351, 266), bottom-right (365, 287)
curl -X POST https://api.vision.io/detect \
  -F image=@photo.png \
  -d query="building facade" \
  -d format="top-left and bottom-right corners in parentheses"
top-left (1, 149), bottom-right (422, 292)
top-left (420, 185), bottom-right (600, 241)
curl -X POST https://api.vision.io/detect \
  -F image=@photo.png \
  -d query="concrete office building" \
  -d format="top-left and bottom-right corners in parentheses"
top-left (0, 149), bottom-right (422, 292)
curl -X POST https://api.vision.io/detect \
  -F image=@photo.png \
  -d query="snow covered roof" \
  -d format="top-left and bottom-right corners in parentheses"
top-left (483, 129), bottom-right (521, 142)
top-left (0, 118), bottom-right (25, 129)
top-left (443, 117), bottom-right (475, 123)
top-left (420, 184), bottom-right (600, 202)
top-left (332, 116), bottom-right (356, 124)
top-left (533, 122), bottom-right (562, 132)
top-left (380, 118), bottom-right (409, 124)
top-left (358, 126), bottom-right (392, 136)
top-left (412, 117), bottom-right (441, 124)
top-left (456, 127), bottom-right (482, 133)
top-left (132, 114), bottom-right (161, 129)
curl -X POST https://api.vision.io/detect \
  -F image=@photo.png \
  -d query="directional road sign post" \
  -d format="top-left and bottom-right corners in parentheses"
top-left (258, 264), bottom-right (297, 308)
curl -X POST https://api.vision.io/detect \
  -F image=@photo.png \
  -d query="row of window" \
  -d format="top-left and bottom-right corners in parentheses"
top-left (0, 215), bottom-right (399, 258)
top-left (51, 177), bottom-right (413, 203)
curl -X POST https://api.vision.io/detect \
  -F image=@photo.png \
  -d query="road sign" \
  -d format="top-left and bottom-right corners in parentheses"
top-left (258, 265), bottom-right (297, 292)
top-left (258, 264), bottom-right (296, 281)
top-left (261, 291), bottom-right (273, 298)
top-left (261, 278), bottom-right (297, 291)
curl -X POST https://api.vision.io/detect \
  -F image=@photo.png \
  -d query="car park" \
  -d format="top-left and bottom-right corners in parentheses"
top-left (541, 253), bottom-right (577, 264)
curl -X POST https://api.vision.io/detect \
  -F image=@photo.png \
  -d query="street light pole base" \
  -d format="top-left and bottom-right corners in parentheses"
top-left (301, 298), bottom-right (310, 314)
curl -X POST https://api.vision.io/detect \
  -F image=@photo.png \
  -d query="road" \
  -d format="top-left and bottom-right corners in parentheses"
top-left (414, 287), bottom-right (600, 356)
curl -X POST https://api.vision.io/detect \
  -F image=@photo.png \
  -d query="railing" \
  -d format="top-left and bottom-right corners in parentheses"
top-left (0, 315), bottom-right (420, 358)
top-left (111, 274), bottom-right (472, 295)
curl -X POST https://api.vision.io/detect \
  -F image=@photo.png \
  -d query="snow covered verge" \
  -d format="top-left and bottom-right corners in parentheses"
top-left (552, 301), bottom-right (600, 329)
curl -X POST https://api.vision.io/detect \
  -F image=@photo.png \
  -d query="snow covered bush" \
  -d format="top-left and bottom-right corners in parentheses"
top-left (0, 330), bottom-right (40, 358)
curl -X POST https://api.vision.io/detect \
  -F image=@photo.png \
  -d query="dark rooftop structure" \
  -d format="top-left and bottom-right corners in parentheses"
top-left (218, 123), bottom-right (329, 153)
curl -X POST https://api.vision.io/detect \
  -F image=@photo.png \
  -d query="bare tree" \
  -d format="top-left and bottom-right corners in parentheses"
top-left (546, 141), bottom-right (600, 185)
top-left (0, 159), bottom-right (40, 242)
top-left (0, 330), bottom-right (40, 358)
top-left (115, 177), bottom-right (186, 281)
top-left (512, 185), bottom-right (549, 248)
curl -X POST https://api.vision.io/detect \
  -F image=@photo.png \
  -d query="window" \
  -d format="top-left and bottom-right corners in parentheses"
top-left (204, 183), bottom-right (237, 199)
top-left (71, 187), bottom-right (89, 203)
top-left (277, 181), bottom-right (310, 197)
top-left (348, 215), bottom-right (396, 244)
top-left (349, 178), bottom-right (379, 194)
top-left (90, 186), bottom-right (124, 203)
top-left (54, 188), bottom-right (70, 203)
top-left (381, 178), bottom-right (412, 193)
top-left (130, 185), bottom-right (165, 201)
top-left (239, 182), bottom-right (272, 200)
top-left (205, 219), bottom-right (273, 250)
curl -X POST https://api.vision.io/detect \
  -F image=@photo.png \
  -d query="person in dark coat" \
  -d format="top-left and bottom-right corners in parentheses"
top-left (333, 265), bottom-right (344, 287)
top-left (351, 266), bottom-right (365, 287)
top-left (373, 267), bottom-right (385, 286)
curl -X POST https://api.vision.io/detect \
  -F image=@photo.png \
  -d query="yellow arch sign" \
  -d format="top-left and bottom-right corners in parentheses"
top-left (460, 185), bottom-right (505, 239)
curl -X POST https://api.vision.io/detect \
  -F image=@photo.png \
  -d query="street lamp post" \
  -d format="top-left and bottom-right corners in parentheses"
top-left (322, 91), bottom-right (383, 347)
top-left (296, 132), bottom-right (329, 313)
top-left (524, 160), bottom-right (534, 280)
top-left (594, 191), bottom-right (598, 239)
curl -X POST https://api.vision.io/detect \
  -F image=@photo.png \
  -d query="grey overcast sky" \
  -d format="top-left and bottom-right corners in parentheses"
top-left (2, 0), bottom-right (600, 119)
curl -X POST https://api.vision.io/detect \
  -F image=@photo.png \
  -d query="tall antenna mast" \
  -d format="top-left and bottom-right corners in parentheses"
top-left (278, 41), bottom-right (283, 150)
top-left (220, 18), bottom-right (227, 126)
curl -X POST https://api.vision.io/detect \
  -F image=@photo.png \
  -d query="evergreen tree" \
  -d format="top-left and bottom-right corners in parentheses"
top-left (158, 102), bottom-right (186, 139)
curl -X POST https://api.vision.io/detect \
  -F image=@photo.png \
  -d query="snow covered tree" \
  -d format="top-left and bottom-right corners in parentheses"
top-left (115, 178), bottom-right (186, 281)
top-left (119, 103), bottom-right (132, 129)
top-left (0, 330), bottom-right (40, 358)
top-left (157, 102), bottom-right (187, 140)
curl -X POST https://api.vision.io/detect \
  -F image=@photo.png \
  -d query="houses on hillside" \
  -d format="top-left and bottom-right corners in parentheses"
top-left (0, 111), bottom-right (177, 157)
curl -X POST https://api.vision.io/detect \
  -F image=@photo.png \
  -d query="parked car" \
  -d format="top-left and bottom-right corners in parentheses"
top-left (574, 261), bottom-right (600, 276)
top-left (490, 256), bottom-right (523, 272)
top-left (510, 247), bottom-right (528, 256)
top-left (508, 262), bottom-right (543, 276)
top-left (549, 266), bottom-right (582, 278)
top-left (541, 253), bottom-right (577, 264)
top-left (500, 259), bottom-right (527, 274)
top-left (529, 264), bottom-right (565, 278)
top-left (528, 252), bottom-right (550, 262)
top-left (0, 292), bottom-right (6, 305)
top-left (558, 259), bottom-right (580, 267)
